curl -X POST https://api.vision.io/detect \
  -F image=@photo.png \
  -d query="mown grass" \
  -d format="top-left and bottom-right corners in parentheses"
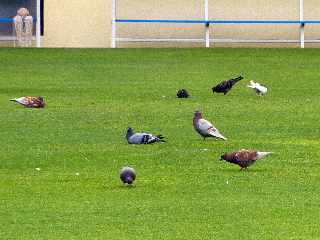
top-left (0, 48), bottom-right (319, 240)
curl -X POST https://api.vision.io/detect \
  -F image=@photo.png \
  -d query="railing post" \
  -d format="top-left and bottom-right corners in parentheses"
top-left (36, 0), bottom-right (41, 47)
top-left (205, 0), bottom-right (210, 48)
top-left (300, 0), bottom-right (305, 48)
top-left (111, 0), bottom-right (117, 48)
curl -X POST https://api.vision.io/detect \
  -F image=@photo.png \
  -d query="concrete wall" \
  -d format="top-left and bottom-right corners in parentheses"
top-left (43, 0), bottom-right (112, 47)
top-left (42, 0), bottom-right (320, 48)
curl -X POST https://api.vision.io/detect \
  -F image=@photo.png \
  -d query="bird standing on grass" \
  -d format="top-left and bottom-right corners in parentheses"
top-left (10, 96), bottom-right (45, 108)
top-left (212, 76), bottom-right (243, 95)
top-left (120, 167), bottom-right (136, 185)
top-left (177, 89), bottom-right (190, 98)
top-left (220, 149), bottom-right (273, 170)
top-left (193, 111), bottom-right (227, 140)
top-left (247, 80), bottom-right (268, 96)
top-left (126, 127), bottom-right (165, 144)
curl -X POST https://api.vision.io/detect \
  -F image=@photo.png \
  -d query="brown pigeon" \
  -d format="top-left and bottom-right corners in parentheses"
top-left (212, 76), bottom-right (243, 95)
top-left (193, 111), bottom-right (227, 140)
top-left (10, 96), bottom-right (45, 108)
top-left (220, 149), bottom-right (273, 170)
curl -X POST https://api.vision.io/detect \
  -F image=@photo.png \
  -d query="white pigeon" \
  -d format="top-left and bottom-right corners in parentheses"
top-left (193, 111), bottom-right (227, 140)
top-left (247, 80), bottom-right (268, 96)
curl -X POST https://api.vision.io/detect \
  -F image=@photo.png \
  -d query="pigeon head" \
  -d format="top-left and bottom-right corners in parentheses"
top-left (126, 127), bottom-right (134, 139)
top-left (193, 111), bottom-right (203, 127)
top-left (37, 96), bottom-right (45, 106)
top-left (220, 153), bottom-right (235, 163)
top-left (212, 86), bottom-right (216, 93)
top-left (194, 111), bottom-right (203, 119)
top-left (220, 154), bottom-right (227, 161)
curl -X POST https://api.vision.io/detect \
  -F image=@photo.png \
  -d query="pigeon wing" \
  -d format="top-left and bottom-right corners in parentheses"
top-left (197, 118), bottom-right (227, 140)
top-left (234, 150), bottom-right (258, 168)
top-left (128, 133), bottom-right (145, 144)
top-left (197, 118), bottom-right (213, 135)
top-left (235, 150), bottom-right (258, 161)
top-left (255, 84), bottom-right (267, 95)
top-left (128, 132), bottom-right (162, 144)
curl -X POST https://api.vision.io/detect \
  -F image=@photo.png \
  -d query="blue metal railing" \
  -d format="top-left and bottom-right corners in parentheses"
top-left (0, 17), bottom-right (13, 23)
top-left (115, 19), bottom-right (320, 24)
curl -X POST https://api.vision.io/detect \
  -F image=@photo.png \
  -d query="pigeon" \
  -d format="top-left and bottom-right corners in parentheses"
top-left (177, 89), bottom-right (190, 98)
top-left (247, 80), bottom-right (268, 96)
top-left (193, 111), bottom-right (227, 140)
top-left (120, 166), bottom-right (136, 185)
top-left (126, 127), bottom-right (165, 144)
top-left (212, 76), bottom-right (243, 95)
top-left (220, 149), bottom-right (273, 170)
top-left (10, 96), bottom-right (45, 108)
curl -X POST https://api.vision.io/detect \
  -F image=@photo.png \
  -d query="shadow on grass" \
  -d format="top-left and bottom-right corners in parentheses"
top-left (222, 167), bottom-right (268, 173)
top-left (105, 184), bottom-right (138, 191)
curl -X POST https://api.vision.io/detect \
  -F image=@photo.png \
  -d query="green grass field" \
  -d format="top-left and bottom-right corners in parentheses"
top-left (0, 48), bottom-right (319, 239)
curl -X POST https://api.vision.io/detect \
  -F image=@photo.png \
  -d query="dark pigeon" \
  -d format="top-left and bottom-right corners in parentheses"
top-left (193, 111), bottom-right (227, 140)
top-left (212, 76), bottom-right (243, 95)
top-left (177, 89), bottom-right (190, 98)
top-left (120, 166), bottom-right (136, 185)
top-left (10, 96), bottom-right (45, 108)
top-left (220, 149), bottom-right (273, 170)
top-left (126, 127), bottom-right (165, 144)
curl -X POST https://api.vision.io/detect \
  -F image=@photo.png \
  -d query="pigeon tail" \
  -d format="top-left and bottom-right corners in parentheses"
top-left (10, 97), bottom-right (27, 105)
top-left (232, 76), bottom-right (244, 83)
top-left (256, 151), bottom-right (273, 159)
top-left (208, 129), bottom-right (227, 140)
top-left (213, 133), bottom-right (227, 141)
top-left (156, 135), bottom-right (166, 142)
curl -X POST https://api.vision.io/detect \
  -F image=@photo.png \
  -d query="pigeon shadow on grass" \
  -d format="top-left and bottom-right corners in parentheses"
top-left (105, 184), bottom-right (137, 191)
top-left (222, 167), bottom-right (267, 173)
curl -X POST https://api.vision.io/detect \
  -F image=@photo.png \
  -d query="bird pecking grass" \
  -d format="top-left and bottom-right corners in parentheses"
top-left (0, 48), bottom-right (319, 240)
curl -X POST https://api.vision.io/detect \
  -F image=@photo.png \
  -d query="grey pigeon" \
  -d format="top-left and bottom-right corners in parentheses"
top-left (193, 111), bottom-right (227, 140)
top-left (126, 127), bottom-right (165, 144)
top-left (220, 149), bottom-right (273, 170)
top-left (120, 166), bottom-right (136, 184)
top-left (212, 76), bottom-right (243, 95)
